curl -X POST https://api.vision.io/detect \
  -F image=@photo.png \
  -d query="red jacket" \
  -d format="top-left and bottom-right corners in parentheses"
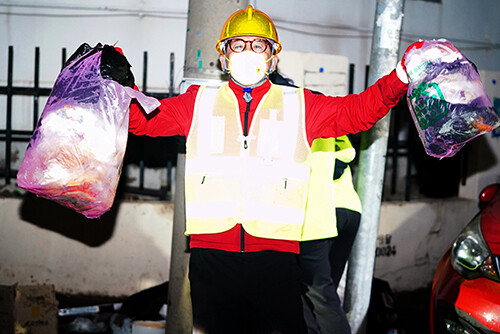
top-left (129, 70), bottom-right (407, 253)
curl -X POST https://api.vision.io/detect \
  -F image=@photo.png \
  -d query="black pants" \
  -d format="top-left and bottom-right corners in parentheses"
top-left (189, 248), bottom-right (307, 334)
top-left (300, 208), bottom-right (361, 334)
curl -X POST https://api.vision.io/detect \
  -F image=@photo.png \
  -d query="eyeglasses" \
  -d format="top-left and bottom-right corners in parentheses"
top-left (226, 38), bottom-right (270, 54)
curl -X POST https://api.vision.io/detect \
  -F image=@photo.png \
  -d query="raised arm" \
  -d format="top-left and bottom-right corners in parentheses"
top-left (128, 85), bottom-right (200, 138)
top-left (305, 69), bottom-right (408, 143)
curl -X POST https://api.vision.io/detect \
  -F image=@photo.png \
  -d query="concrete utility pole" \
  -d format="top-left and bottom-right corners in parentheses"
top-left (165, 154), bottom-right (191, 334)
top-left (344, 1), bottom-right (404, 334)
top-left (183, 0), bottom-right (249, 83)
top-left (165, 1), bottom-right (248, 333)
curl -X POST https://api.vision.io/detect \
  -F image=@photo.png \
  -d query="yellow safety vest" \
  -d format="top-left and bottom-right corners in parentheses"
top-left (300, 135), bottom-right (361, 241)
top-left (185, 83), bottom-right (311, 241)
top-left (301, 138), bottom-right (337, 241)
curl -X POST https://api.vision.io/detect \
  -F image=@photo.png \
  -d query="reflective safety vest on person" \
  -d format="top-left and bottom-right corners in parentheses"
top-left (185, 83), bottom-right (311, 241)
top-left (300, 135), bottom-right (362, 241)
top-left (301, 137), bottom-right (337, 241)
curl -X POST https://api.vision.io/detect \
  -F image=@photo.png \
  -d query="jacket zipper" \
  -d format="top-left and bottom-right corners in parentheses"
top-left (240, 225), bottom-right (245, 253)
top-left (243, 101), bottom-right (250, 149)
top-left (241, 100), bottom-right (251, 253)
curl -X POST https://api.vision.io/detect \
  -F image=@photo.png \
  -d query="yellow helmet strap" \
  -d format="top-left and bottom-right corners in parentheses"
top-left (266, 54), bottom-right (277, 74)
top-left (222, 53), bottom-right (230, 73)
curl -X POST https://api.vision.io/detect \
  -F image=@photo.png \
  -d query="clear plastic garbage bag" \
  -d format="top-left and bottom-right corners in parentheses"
top-left (17, 44), bottom-right (159, 218)
top-left (404, 39), bottom-right (500, 158)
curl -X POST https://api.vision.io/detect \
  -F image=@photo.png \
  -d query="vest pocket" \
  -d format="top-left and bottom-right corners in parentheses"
top-left (185, 173), bottom-right (239, 220)
top-left (244, 175), bottom-right (307, 212)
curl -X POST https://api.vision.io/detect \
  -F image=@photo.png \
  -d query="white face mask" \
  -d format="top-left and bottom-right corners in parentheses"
top-left (227, 51), bottom-right (273, 86)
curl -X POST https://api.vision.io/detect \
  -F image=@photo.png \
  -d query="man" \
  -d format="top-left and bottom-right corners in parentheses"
top-left (269, 71), bottom-right (363, 333)
top-left (128, 5), bottom-right (409, 333)
top-left (299, 136), bottom-right (362, 334)
top-left (269, 72), bottom-right (361, 333)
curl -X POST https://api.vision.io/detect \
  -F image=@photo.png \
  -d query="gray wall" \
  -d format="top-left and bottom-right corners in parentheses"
top-left (0, 196), bottom-right (477, 295)
top-left (0, 197), bottom-right (174, 296)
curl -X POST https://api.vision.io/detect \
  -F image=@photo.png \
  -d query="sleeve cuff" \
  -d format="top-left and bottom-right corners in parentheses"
top-left (396, 61), bottom-right (409, 84)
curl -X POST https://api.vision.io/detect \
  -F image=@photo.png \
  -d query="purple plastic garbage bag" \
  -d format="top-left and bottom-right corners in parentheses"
top-left (404, 39), bottom-right (500, 158)
top-left (16, 45), bottom-right (159, 218)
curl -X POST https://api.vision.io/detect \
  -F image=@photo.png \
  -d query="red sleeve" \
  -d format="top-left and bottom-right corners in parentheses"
top-left (304, 69), bottom-right (408, 144)
top-left (129, 85), bottom-right (200, 138)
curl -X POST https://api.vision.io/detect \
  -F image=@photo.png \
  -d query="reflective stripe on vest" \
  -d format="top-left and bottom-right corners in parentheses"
top-left (185, 83), bottom-right (311, 240)
top-left (334, 136), bottom-right (361, 213)
top-left (301, 137), bottom-right (337, 241)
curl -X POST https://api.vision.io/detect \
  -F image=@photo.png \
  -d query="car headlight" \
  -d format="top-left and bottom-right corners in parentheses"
top-left (451, 213), bottom-right (500, 282)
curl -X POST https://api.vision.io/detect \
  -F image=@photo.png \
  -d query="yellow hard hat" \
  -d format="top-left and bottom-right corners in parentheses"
top-left (216, 5), bottom-right (282, 55)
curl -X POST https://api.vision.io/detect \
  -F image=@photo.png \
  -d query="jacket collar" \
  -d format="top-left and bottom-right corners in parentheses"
top-left (228, 78), bottom-right (271, 98)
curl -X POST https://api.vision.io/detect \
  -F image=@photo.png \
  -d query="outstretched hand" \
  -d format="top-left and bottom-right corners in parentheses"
top-left (396, 40), bottom-right (425, 84)
top-left (401, 41), bottom-right (425, 71)
top-left (100, 45), bottom-right (135, 88)
top-left (63, 43), bottom-right (135, 88)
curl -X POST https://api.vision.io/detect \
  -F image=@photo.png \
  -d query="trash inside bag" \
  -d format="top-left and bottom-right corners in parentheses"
top-left (17, 43), bottom-right (159, 218)
top-left (404, 39), bottom-right (500, 158)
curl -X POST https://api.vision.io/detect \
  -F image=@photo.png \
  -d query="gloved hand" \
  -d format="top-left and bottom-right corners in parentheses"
top-left (100, 44), bottom-right (135, 88)
top-left (63, 43), bottom-right (135, 88)
top-left (401, 41), bottom-right (425, 71)
top-left (396, 40), bottom-right (425, 84)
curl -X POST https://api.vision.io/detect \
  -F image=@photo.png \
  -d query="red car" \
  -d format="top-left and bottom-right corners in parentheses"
top-left (430, 183), bottom-right (500, 334)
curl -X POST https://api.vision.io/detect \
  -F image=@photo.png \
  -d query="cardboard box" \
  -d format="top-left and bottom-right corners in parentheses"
top-left (0, 284), bottom-right (58, 334)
